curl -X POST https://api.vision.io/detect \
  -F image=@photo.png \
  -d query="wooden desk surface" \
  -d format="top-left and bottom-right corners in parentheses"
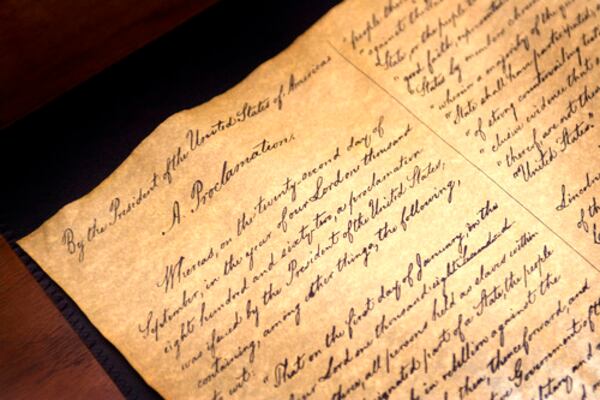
top-left (0, 236), bottom-right (124, 399)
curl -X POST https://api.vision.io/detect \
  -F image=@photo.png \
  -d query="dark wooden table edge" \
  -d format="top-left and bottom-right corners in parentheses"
top-left (0, 229), bottom-right (162, 399)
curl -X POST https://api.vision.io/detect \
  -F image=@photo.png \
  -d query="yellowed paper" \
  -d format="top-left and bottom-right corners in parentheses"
top-left (19, 1), bottom-right (600, 399)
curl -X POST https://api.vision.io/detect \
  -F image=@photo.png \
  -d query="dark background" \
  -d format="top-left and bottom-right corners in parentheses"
top-left (1, 0), bottom-right (342, 239)
top-left (0, 1), bottom-right (342, 398)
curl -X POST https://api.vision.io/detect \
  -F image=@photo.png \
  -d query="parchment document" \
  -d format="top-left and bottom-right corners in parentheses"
top-left (19, 1), bottom-right (600, 398)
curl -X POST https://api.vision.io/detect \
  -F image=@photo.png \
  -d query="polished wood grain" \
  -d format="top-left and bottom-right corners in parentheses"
top-left (0, 236), bottom-right (124, 400)
top-left (0, 0), bottom-right (217, 127)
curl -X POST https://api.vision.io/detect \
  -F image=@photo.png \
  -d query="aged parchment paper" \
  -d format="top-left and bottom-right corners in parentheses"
top-left (19, 1), bottom-right (600, 398)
